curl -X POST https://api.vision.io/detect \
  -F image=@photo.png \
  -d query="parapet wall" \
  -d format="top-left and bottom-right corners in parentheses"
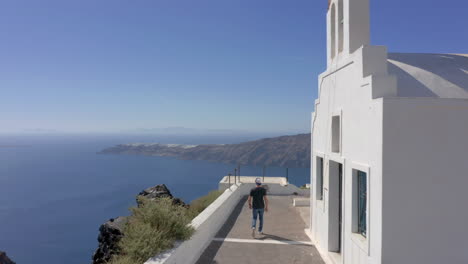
top-left (219, 176), bottom-right (308, 196)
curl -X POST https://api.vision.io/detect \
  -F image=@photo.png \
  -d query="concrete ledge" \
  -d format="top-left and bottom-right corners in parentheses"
top-left (145, 184), bottom-right (250, 264)
top-left (219, 176), bottom-right (308, 196)
top-left (219, 176), bottom-right (288, 190)
top-left (293, 198), bottom-right (310, 207)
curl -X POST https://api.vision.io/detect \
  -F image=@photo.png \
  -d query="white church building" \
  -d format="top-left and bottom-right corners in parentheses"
top-left (310, 0), bottom-right (468, 263)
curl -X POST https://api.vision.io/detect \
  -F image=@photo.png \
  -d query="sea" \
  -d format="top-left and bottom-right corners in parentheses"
top-left (0, 134), bottom-right (310, 264)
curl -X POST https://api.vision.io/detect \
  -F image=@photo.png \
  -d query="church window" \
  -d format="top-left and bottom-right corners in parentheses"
top-left (331, 115), bottom-right (340, 153)
top-left (316, 156), bottom-right (324, 200)
top-left (330, 4), bottom-right (336, 59)
top-left (338, 0), bottom-right (344, 53)
top-left (353, 169), bottom-right (368, 237)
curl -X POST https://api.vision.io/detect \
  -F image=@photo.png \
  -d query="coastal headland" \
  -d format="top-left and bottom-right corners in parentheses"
top-left (99, 133), bottom-right (311, 168)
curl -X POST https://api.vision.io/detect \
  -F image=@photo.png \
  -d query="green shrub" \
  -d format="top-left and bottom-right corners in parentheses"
top-left (108, 190), bottom-right (223, 264)
top-left (108, 197), bottom-right (194, 264)
top-left (187, 190), bottom-right (223, 219)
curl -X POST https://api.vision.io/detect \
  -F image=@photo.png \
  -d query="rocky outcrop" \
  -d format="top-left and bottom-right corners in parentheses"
top-left (0, 251), bottom-right (15, 264)
top-left (137, 184), bottom-right (186, 207)
top-left (92, 216), bottom-right (128, 264)
top-left (100, 133), bottom-right (312, 168)
top-left (92, 184), bottom-right (186, 264)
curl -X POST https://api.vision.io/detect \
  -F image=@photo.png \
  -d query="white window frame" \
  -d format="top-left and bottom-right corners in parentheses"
top-left (331, 110), bottom-right (342, 154)
top-left (330, 3), bottom-right (336, 60)
top-left (315, 155), bottom-right (325, 201)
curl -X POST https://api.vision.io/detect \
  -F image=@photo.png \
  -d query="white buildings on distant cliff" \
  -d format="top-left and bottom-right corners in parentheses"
top-left (310, 0), bottom-right (468, 263)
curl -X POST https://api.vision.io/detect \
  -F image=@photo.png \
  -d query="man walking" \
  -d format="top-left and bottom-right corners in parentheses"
top-left (248, 178), bottom-right (268, 238)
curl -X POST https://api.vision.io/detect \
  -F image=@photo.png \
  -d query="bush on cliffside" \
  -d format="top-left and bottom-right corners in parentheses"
top-left (99, 188), bottom-right (224, 264)
top-left (108, 197), bottom-right (194, 264)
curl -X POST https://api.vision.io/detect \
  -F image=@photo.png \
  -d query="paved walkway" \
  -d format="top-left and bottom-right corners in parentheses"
top-left (196, 195), bottom-right (325, 264)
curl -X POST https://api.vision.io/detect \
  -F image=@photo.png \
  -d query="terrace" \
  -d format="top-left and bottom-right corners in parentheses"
top-left (145, 177), bottom-right (324, 264)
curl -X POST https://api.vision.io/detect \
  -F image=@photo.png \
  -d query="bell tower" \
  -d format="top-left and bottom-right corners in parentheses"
top-left (327, 0), bottom-right (370, 66)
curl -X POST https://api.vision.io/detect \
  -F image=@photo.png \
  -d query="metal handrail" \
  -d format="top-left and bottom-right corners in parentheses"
top-left (262, 166), bottom-right (265, 182)
top-left (234, 168), bottom-right (237, 184)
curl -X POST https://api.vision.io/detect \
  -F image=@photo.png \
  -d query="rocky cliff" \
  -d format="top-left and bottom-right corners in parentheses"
top-left (100, 133), bottom-right (311, 168)
top-left (0, 251), bottom-right (15, 264)
top-left (92, 217), bottom-right (128, 264)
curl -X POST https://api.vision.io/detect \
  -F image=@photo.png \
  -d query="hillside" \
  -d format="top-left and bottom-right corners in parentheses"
top-left (99, 133), bottom-right (311, 168)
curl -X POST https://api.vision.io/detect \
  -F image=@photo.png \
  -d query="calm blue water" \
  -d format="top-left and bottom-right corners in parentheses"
top-left (0, 134), bottom-right (310, 264)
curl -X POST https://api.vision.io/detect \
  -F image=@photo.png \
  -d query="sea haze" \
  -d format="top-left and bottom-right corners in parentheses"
top-left (0, 134), bottom-right (310, 264)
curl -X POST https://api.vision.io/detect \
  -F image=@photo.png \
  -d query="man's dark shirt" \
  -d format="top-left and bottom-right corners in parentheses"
top-left (250, 187), bottom-right (267, 209)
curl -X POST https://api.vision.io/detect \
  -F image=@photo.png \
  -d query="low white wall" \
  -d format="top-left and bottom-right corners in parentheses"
top-left (220, 176), bottom-right (308, 196)
top-left (293, 198), bottom-right (310, 207)
top-left (145, 183), bottom-right (250, 264)
top-left (218, 176), bottom-right (288, 191)
top-left (266, 183), bottom-right (309, 196)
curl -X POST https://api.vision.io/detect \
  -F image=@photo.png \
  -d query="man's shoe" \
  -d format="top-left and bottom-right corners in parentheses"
top-left (251, 227), bottom-right (255, 238)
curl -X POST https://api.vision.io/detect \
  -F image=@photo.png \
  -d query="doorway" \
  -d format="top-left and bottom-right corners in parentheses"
top-left (328, 160), bottom-right (343, 253)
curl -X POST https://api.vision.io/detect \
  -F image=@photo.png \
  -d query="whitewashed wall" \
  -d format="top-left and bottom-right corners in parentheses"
top-left (314, 1), bottom-right (468, 264)
top-left (312, 0), bottom-right (398, 262)
top-left (381, 98), bottom-right (468, 263)
top-left (313, 53), bottom-right (468, 264)
top-left (311, 44), bottom-right (387, 264)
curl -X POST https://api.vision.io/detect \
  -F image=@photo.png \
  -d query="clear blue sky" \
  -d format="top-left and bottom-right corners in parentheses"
top-left (1, 0), bottom-right (467, 134)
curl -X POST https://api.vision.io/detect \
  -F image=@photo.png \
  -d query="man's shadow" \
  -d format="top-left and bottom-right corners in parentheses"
top-left (256, 233), bottom-right (293, 242)
top-left (256, 233), bottom-right (312, 247)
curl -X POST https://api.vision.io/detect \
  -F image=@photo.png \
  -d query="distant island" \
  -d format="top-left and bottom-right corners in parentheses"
top-left (99, 133), bottom-right (311, 168)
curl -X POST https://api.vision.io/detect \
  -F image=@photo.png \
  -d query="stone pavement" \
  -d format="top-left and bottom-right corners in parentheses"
top-left (196, 195), bottom-right (325, 264)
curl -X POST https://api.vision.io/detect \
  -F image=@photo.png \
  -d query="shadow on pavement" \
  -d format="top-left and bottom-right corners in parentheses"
top-left (195, 196), bottom-right (247, 264)
top-left (215, 196), bottom-right (248, 238)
